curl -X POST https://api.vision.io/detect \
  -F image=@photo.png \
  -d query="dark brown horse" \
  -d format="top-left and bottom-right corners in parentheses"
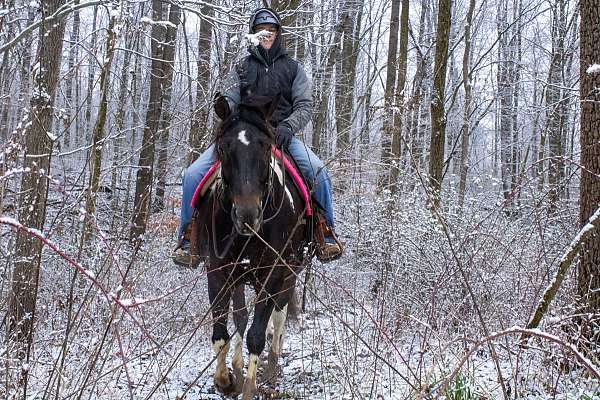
top-left (193, 94), bottom-right (311, 399)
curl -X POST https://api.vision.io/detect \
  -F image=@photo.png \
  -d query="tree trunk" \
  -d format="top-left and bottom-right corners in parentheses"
top-left (380, 0), bottom-right (400, 188)
top-left (578, 0), bottom-right (600, 322)
top-left (497, 0), bottom-right (513, 201)
top-left (130, 0), bottom-right (167, 241)
top-left (187, 3), bottom-right (213, 165)
top-left (84, 6), bottom-right (99, 143)
top-left (335, 0), bottom-right (362, 155)
top-left (389, 0), bottom-right (409, 192)
top-left (83, 12), bottom-right (118, 244)
top-left (7, 0), bottom-right (66, 391)
top-left (110, 32), bottom-right (136, 214)
top-left (154, 3), bottom-right (182, 211)
top-left (457, 0), bottom-right (476, 210)
top-left (63, 3), bottom-right (80, 150)
top-left (546, 0), bottom-right (567, 213)
top-left (428, 0), bottom-right (452, 208)
top-left (313, 16), bottom-right (343, 156)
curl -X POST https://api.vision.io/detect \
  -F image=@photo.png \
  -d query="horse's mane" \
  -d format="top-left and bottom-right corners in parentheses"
top-left (217, 95), bottom-right (276, 141)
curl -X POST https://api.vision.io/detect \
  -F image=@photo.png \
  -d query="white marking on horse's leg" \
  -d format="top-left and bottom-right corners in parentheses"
top-left (267, 312), bottom-right (275, 339)
top-left (232, 332), bottom-right (244, 371)
top-left (284, 187), bottom-right (295, 210)
top-left (213, 339), bottom-right (231, 387)
top-left (238, 130), bottom-right (249, 146)
top-left (270, 305), bottom-right (287, 358)
top-left (242, 354), bottom-right (259, 399)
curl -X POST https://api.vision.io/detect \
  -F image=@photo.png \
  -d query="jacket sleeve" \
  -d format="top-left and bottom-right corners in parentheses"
top-left (220, 67), bottom-right (241, 110)
top-left (280, 63), bottom-right (313, 133)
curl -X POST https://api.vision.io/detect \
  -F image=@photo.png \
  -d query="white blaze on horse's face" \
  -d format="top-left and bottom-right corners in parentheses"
top-left (238, 130), bottom-right (250, 146)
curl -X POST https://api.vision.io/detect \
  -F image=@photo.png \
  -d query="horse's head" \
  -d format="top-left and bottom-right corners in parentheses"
top-left (214, 93), bottom-right (279, 236)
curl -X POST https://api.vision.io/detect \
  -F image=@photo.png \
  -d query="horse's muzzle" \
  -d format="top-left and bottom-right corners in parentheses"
top-left (231, 203), bottom-right (263, 236)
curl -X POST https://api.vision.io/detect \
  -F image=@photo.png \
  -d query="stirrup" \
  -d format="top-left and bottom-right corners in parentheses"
top-left (314, 213), bottom-right (343, 262)
top-left (172, 217), bottom-right (204, 269)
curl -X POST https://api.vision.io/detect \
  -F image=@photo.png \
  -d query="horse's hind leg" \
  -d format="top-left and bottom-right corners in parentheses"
top-left (231, 284), bottom-right (247, 393)
top-left (208, 274), bottom-right (234, 393)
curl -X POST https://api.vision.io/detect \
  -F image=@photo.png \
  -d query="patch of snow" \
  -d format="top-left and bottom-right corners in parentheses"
top-left (586, 64), bottom-right (600, 75)
top-left (245, 30), bottom-right (271, 47)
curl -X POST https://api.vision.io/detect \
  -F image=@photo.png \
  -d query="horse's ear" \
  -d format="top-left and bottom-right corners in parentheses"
top-left (214, 92), bottom-right (231, 120)
top-left (263, 93), bottom-right (280, 120)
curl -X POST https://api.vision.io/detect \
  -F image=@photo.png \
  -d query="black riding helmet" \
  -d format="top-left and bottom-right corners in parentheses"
top-left (249, 8), bottom-right (282, 32)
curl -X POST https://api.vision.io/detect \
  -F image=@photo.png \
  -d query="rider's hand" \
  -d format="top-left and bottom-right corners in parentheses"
top-left (275, 125), bottom-right (293, 149)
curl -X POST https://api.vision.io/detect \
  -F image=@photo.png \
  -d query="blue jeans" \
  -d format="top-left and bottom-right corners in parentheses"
top-left (177, 138), bottom-right (335, 239)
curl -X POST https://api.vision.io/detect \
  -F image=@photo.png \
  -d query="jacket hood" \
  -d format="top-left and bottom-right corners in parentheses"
top-left (248, 8), bottom-right (282, 33)
top-left (248, 8), bottom-right (287, 65)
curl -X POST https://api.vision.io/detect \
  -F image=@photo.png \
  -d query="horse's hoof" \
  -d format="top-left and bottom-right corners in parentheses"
top-left (261, 362), bottom-right (282, 384)
top-left (214, 370), bottom-right (236, 395)
top-left (233, 368), bottom-right (244, 395)
top-left (241, 380), bottom-right (256, 400)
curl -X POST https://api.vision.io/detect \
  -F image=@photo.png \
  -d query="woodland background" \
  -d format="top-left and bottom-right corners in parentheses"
top-left (0, 0), bottom-right (599, 398)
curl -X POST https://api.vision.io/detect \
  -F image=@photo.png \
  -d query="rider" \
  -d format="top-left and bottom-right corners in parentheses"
top-left (173, 7), bottom-right (342, 265)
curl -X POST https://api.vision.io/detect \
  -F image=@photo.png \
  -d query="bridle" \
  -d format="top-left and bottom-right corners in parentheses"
top-left (211, 121), bottom-right (290, 259)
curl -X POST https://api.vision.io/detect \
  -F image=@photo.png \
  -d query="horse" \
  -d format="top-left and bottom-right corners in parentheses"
top-left (192, 93), bottom-right (311, 399)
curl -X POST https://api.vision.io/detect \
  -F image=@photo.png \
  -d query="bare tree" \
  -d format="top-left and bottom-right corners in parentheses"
top-left (428, 0), bottom-right (452, 208)
top-left (154, 3), bottom-right (182, 211)
top-left (457, 0), bottom-right (476, 210)
top-left (335, 0), bottom-right (363, 154)
top-left (577, 0), bottom-right (600, 338)
top-left (7, 0), bottom-right (66, 391)
top-left (83, 10), bottom-right (118, 243)
top-left (130, 0), bottom-right (172, 240)
top-left (546, 0), bottom-right (568, 213)
top-left (187, 3), bottom-right (214, 164)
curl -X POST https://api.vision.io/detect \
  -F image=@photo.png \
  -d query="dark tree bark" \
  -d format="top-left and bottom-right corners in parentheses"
top-left (187, 3), bottom-right (213, 165)
top-left (313, 14), bottom-right (343, 156)
top-left (578, 0), bottom-right (600, 326)
top-left (130, 0), bottom-right (168, 240)
top-left (154, 3), bottom-right (182, 211)
top-left (7, 0), bottom-right (66, 391)
top-left (63, 2), bottom-right (80, 149)
top-left (380, 0), bottom-right (400, 187)
top-left (83, 11), bottom-right (118, 244)
top-left (546, 0), bottom-right (567, 213)
top-left (389, 0), bottom-right (409, 192)
top-left (457, 0), bottom-right (476, 210)
top-left (428, 0), bottom-right (452, 208)
top-left (335, 0), bottom-right (363, 154)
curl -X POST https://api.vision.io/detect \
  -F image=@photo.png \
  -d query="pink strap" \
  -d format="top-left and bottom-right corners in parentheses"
top-left (190, 160), bottom-right (221, 208)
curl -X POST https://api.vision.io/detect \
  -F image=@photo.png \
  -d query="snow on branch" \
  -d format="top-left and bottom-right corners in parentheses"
top-left (245, 30), bottom-right (272, 47)
top-left (586, 64), bottom-right (600, 75)
top-left (525, 205), bottom-right (600, 332)
top-left (0, 216), bottom-right (165, 349)
top-left (140, 16), bottom-right (178, 29)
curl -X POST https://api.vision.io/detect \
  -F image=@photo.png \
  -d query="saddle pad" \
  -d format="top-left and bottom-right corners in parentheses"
top-left (190, 147), bottom-right (312, 216)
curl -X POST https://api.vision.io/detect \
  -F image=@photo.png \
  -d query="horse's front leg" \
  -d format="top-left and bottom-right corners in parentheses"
top-left (207, 270), bottom-right (234, 394)
top-left (231, 284), bottom-right (248, 394)
top-left (242, 297), bottom-right (274, 400)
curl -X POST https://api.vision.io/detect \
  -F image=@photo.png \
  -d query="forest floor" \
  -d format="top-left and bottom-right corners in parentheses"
top-left (2, 173), bottom-right (600, 399)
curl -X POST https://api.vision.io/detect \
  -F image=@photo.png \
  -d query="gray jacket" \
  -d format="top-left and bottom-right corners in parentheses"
top-left (220, 51), bottom-right (313, 134)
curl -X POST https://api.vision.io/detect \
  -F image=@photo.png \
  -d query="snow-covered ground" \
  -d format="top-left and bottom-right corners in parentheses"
top-left (1, 168), bottom-right (599, 399)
